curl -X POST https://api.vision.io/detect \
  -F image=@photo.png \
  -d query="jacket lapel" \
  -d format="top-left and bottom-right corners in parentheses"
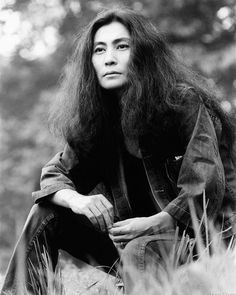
top-left (140, 149), bottom-right (171, 212)
top-left (110, 146), bottom-right (133, 220)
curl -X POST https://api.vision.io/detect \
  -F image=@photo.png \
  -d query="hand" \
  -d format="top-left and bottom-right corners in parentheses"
top-left (109, 217), bottom-right (153, 244)
top-left (109, 212), bottom-right (176, 244)
top-left (68, 192), bottom-right (114, 232)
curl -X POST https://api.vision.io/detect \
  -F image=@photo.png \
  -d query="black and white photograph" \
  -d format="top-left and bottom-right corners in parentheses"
top-left (0, 0), bottom-right (236, 294)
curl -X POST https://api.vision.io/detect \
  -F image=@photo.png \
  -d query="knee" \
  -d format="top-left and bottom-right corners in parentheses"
top-left (21, 203), bottom-right (57, 235)
top-left (121, 235), bottom-right (174, 272)
top-left (120, 237), bottom-right (160, 294)
top-left (29, 203), bottom-right (55, 218)
top-left (121, 236), bottom-right (156, 269)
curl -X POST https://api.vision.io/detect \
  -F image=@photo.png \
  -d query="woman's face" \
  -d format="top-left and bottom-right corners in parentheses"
top-left (92, 21), bottom-right (131, 91)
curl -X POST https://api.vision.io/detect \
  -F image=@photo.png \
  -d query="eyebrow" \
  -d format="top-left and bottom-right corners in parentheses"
top-left (93, 37), bottom-right (130, 47)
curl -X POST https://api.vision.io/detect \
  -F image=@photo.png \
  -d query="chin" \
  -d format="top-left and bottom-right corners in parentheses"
top-left (102, 81), bottom-right (126, 90)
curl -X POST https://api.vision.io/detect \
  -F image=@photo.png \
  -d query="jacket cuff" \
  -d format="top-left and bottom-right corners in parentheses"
top-left (32, 184), bottom-right (76, 203)
top-left (163, 202), bottom-right (192, 228)
top-left (222, 212), bottom-right (236, 238)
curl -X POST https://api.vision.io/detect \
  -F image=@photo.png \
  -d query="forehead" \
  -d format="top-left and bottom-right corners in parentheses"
top-left (93, 21), bottom-right (130, 43)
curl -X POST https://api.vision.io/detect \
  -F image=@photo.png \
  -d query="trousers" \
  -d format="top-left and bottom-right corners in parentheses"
top-left (1, 202), bottom-right (179, 294)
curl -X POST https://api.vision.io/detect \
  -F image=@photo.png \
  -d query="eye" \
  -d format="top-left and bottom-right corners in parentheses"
top-left (117, 43), bottom-right (130, 50)
top-left (94, 47), bottom-right (105, 54)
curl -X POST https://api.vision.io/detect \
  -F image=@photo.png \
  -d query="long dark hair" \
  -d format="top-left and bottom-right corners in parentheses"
top-left (49, 7), bottom-right (235, 157)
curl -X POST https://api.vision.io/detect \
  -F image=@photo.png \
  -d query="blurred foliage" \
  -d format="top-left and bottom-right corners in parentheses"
top-left (0, 0), bottom-right (236, 271)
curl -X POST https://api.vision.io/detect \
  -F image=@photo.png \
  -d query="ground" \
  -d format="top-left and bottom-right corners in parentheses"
top-left (59, 251), bottom-right (122, 295)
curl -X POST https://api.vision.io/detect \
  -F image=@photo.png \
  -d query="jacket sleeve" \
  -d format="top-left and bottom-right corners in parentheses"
top-left (32, 144), bottom-right (100, 203)
top-left (163, 98), bottom-right (225, 228)
top-left (218, 135), bottom-right (236, 236)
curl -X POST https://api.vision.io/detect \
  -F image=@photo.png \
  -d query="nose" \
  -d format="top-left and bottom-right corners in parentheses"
top-left (104, 49), bottom-right (117, 66)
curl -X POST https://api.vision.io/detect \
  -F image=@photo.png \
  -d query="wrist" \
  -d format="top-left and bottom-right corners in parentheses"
top-left (148, 212), bottom-right (176, 230)
top-left (52, 189), bottom-right (82, 209)
top-left (66, 190), bottom-right (84, 208)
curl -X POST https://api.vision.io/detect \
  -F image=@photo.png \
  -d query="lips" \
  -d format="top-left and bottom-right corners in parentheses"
top-left (103, 71), bottom-right (121, 77)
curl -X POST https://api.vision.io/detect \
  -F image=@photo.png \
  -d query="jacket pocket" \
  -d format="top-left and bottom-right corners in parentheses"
top-left (165, 156), bottom-right (183, 192)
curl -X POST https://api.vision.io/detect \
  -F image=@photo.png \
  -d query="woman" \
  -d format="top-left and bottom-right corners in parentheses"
top-left (2, 7), bottom-right (236, 295)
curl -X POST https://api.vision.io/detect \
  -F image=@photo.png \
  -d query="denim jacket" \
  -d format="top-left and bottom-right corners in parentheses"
top-left (32, 94), bottom-right (236, 239)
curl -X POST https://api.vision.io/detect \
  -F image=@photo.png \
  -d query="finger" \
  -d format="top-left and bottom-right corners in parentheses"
top-left (89, 206), bottom-right (106, 232)
top-left (112, 220), bottom-right (130, 227)
top-left (83, 209), bottom-right (100, 230)
top-left (95, 202), bottom-right (113, 230)
top-left (113, 241), bottom-right (126, 250)
top-left (109, 226), bottom-right (130, 236)
top-left (113, 242), bottom-right (121, 248)
top-left (99, 195), bottom-right (114, 222)
top-left (110, 234), bottom-right (131, 243)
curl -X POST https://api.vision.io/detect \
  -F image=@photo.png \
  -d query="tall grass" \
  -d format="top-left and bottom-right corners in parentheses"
top-left (28, 245), bottom-right (65, 295)
top-left (1, 195), bottom-right (236, 294)
top-left (122, 228), bottom-right (236, 295)
top-left (122, 193), bottom-right (236, 295)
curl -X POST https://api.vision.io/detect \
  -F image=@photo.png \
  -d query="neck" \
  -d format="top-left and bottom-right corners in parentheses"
top-left (100, 89), bottom-right (120, 123)
top-left (102, 87), bottom-right (123, 100)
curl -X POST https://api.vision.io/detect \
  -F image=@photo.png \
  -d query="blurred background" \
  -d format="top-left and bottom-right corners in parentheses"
top-left (0, 0), bottom-right (236, 273)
